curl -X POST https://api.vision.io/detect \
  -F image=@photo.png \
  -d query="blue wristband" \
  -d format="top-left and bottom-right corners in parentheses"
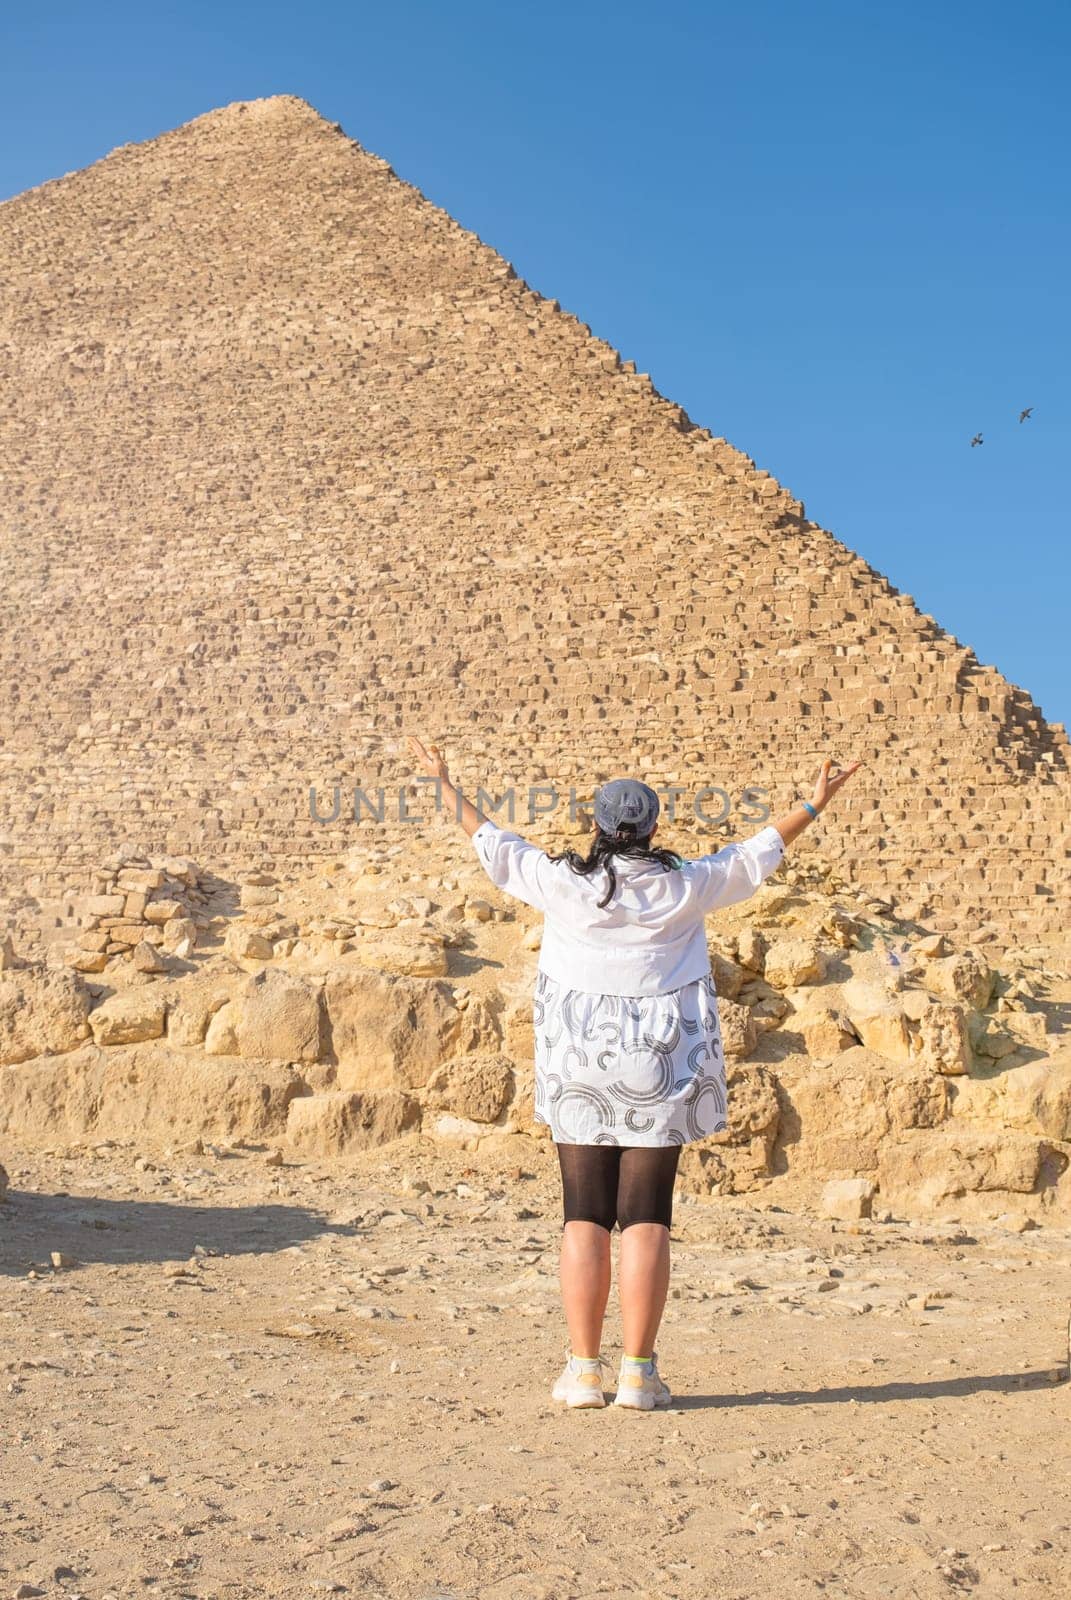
top-left (801, 800), bottom-right (818, 819)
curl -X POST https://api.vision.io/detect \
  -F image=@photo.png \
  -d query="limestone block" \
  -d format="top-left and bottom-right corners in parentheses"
top-left (802, 1007), bottom-right (858, 1057)
top-left (351, 936), bottom-right (449, 978)
top-left (0, 1044), bottom-right (303, 1146)
top-left (921, 951), bottom-right (994, 1009)
top-left (764, 938), bottom-right (825, 989)
top-left (431, 1112), bottom-right (494, 1147)
top-left (116, 868), bottom-right (166, 893)
top-left (820, 1177), bottom-right (876, 1220)
top-left (229, 968), bottom-right (323, 1062)
top-left (912, 1002), bottom-right (973, 1075)
top-left (970, 1016), bottom-right (1020, 1060)
top-left (876, 1127), bottom-right (1050, 1202)
top-left (168, 970), bottom-right (239, 1047)
top-left (162, 916), bottom-right (198, 952)
top-left (0, 966), bottom-right (92, 1064)
top-left (950, 1051), bottom-right (1071, 1142)
top-left (240, 884), bottom-right (279, 909)
top-left (839, 977), bottom-right (912, 1063)
top-left (734, 928), bottom-right (768, 973)
top-left (143, 898), bottom-right (183, 924)
top-left (718, 996), bottom-right (759, 1060)
top-left (86, 894), bottom-right (125, 918)
top-left (325, 970), bottom-right (500, 1092)
top-left (89, 990), bottom-right (167, 1045)
top-left (70, 949), bottom-right (108, 974)
top-left (822, 908), bottom-right (866, 949)
top-left (785, 1048), bottom-right (949, 1172)
top-left (709, 950), bottom-right (748, 1000)
top-left (425, 1053), bottom-right (515, 1122)
top-left (224, 925), bottom-right (274, 961)
top-left (204, 1003), bottom-right (238, 1056)
top-left (285, 1089), bottom-right (420, 1155)
top-left (132, 939), bottom-right (168, 974)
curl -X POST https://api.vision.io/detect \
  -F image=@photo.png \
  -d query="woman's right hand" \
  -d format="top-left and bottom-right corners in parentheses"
top-left (407, 735), bottom-right (452, 785)
top-left (812, 756), bottom-right (864, 813)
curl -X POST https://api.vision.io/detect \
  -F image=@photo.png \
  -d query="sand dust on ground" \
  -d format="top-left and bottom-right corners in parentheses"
top-left (3, 1133), bottom-right (1069, 1600)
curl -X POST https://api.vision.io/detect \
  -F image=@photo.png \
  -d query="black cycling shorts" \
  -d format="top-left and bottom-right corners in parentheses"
top-left (555, 1141), bottom-right (681, 1232)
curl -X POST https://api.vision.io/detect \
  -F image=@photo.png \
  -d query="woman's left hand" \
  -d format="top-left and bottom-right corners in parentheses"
top-left (408, 734), bottom-right (451, 785)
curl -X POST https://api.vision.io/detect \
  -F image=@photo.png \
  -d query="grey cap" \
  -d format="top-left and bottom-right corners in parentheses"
top-left (593, 777), bottom-right (661, 839)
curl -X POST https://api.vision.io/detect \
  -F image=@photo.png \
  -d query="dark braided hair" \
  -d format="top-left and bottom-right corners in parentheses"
top-left (546, 820), bottom-right (684, 911)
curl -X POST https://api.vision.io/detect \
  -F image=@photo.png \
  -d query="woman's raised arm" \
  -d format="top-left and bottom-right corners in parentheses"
top-left (771, 757), bottom-right (865, 847)
top-left (407, 734), bottom-right (486, 838)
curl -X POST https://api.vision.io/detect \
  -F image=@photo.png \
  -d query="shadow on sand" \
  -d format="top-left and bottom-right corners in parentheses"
top-left (0, 1186), bottom-right (362, 1275)
top-left (671, 1369), bottom-right (1062, 1409)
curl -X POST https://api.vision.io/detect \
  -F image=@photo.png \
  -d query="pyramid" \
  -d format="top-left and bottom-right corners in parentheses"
top-left (0, 94), bottom-right (1068, 952)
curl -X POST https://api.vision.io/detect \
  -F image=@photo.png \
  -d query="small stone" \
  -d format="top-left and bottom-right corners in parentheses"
top-left (49, 1251), bottom-right (78, 1270)
top-left (132, 938), bottom-right (168, 973)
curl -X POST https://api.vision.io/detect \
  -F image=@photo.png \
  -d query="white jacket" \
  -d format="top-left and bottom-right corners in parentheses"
top-left (470, 818), bottom-right (785, 996)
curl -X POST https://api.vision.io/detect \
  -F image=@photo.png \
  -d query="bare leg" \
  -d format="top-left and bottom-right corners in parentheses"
top-left (559, 1221), bottom-right (612, 1357)
top-left (618, 1222), bottom-right (671, 1357)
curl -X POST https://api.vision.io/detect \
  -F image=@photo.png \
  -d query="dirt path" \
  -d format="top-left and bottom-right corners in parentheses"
top-left (3, 1134), bottom-right (1069, 1599)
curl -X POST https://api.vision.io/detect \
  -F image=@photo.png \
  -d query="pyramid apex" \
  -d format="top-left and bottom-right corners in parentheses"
top-left (184, 93), bottom-right (345, 135)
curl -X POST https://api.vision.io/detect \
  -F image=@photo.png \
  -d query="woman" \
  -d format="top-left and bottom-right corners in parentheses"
top-left (407, 737), bottom-right (862, 1412)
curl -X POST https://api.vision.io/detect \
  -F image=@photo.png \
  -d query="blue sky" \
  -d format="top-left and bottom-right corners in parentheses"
top-left (2, 1), bottom-right (1068, 729)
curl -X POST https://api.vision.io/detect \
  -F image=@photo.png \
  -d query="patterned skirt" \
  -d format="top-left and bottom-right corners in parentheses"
top-left (532, 969), bottom-right (727, 1147)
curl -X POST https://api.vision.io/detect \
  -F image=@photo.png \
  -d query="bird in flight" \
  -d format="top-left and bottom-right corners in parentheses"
top-left (970, 433), bottom-right (983, 447)
top-left (1019, 407), bottom-right (1033, 423)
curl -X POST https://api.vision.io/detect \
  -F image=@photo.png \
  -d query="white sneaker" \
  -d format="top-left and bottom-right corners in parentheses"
top-left (551, 1354), bottom-right (610, 1408)
top-left (613, 1351), bottom-right (672, 1410)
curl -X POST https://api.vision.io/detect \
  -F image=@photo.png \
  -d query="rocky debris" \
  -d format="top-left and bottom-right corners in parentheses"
top-left (0, 1160), bottom-right (8, 1200)
top-left (0, 930), bottom-right (24, 971)
top-left (0, 965), bottom-right (92, 1065)
top-left (838, 977), bottom-right (913, 1063)
top-left (1, 814), bottom-right (1069, 1223)
top-left (734, 927), bottom-right (768, 972)
top-left (70, 848), bottom-right (209, 972)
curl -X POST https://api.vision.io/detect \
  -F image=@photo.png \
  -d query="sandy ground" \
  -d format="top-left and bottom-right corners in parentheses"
top-left (3, 1133), bottom-right (1070, 1600)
